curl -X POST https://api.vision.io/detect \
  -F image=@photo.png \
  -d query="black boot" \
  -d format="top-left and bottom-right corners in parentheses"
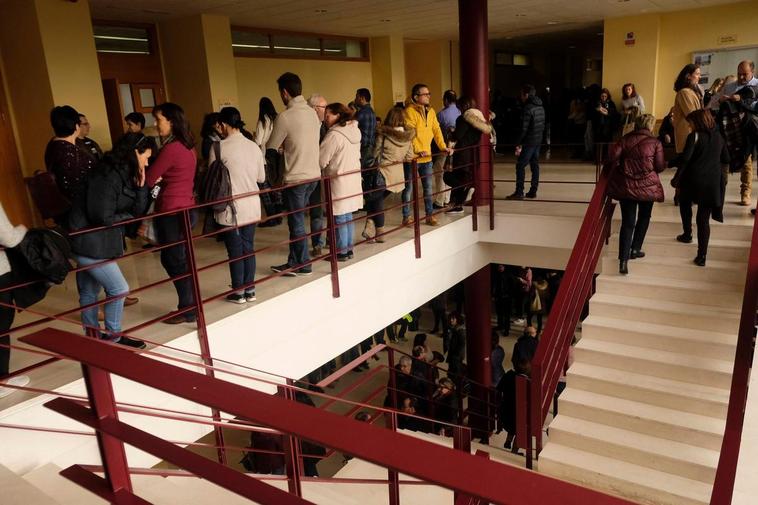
top-left (676, 233), bottom-right (693, 243)
top-left (630, 250), bottom-right (645, 259)
top-left (619, 260), bottom-right (629, 275)
top-left (693, 255), bottom-right (706, 267)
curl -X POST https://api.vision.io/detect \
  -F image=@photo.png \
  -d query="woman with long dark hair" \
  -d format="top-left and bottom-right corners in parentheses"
top-left (146, 103), bottom-right (198, 324)
top-left (255, 97), bottom-right (283, 228)
top-left (673, 109), bottom-right (729, 267)
top-left (68, 133), bottom-right (156, 347)
top-left (672, 64), bottom-right (704, 155)
top-left (591, 88), bottom-right (619, 148)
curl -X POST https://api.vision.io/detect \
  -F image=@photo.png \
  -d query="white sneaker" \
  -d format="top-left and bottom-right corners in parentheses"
top-left (0, 375), bottom-right (30, 399)
top-left (465, 188), bottom-right (475, 202)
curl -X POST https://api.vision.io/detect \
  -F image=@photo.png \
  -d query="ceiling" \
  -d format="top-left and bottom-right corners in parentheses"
top-left (89, 0), bottom-right (743, 39)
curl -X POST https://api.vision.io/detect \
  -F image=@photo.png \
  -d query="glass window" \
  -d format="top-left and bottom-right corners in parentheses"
top-left (94, 25), bottom-right (150, 55)
top-left (271, 34), bottom-right (321, 57)
top-left (513, 54), bottom-right (531, 66)
top-left (231, 30), bottom-right (271, 55)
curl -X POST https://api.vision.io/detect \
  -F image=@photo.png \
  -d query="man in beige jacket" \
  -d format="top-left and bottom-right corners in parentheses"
top-left (268, 73), bottom-right (322, 276)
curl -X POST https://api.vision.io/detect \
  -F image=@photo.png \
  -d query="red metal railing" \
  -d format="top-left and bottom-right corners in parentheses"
top-left (21, 327), bottom-right (639, 505)
top-left (515, 159), bottom-right (615, 468)
top-left (709, 209), bottom-right (758, 504)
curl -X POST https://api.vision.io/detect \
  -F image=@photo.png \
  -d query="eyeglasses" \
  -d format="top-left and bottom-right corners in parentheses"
top-left (417, 93), bottom-right (432, 97)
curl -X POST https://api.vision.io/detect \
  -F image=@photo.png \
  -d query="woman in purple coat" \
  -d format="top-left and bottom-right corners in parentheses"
top-left (606, 114), bottom-right (666, 275)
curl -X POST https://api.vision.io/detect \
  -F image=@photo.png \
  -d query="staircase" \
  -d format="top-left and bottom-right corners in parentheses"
top-left (539, 218), bottom-right (749, 505)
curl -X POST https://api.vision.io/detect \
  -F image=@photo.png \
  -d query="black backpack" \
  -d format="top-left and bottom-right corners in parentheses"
top-left (14, 227), bottom-right (74, 285)
top-left (201, 142), bottom-right (236, 217)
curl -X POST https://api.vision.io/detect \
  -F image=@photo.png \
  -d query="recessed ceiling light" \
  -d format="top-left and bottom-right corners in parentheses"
top-left (314, 8), bottom-right (327, 13)
top-left (380, 19), bottom-right (392, 22)
top-left (515, 13), bottom-right (527, 17)
top-left (569, 45), bottom-right (576, 49)
top-left (547, 21), bottom-right (559, 25)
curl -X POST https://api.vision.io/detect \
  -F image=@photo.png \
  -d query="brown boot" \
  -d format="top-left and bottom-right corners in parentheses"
top-left (375, 227), bottom-right (386, 243)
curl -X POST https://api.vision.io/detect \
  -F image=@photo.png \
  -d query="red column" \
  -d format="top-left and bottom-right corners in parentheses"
top-left (458, 0), bottom-right (491, 205)
top-left (464, 266), bottom-right (491, 389)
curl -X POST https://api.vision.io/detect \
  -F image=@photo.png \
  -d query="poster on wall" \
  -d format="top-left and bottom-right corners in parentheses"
top-left (693, 52), bottom-right (714, 85)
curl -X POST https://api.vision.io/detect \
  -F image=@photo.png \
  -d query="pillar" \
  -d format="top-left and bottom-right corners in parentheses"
top-left (0, 0), bottom-right (109, 174)
top-left (371, 35), bottom-right (407, 116)
top-left (464, 265), bottom-right (492, 440)
top-left (459, 0), bottom-right (492, 204)
top-left (158, 14), bottom-right (239, 135)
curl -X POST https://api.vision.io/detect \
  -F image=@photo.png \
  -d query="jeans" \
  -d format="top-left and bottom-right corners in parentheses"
top-left (283, 181), bottom-right (318, 270)
top-left (680, 198), bottom-right (712, 257)
top-left (75, 255), bottom-right (129, 339)
top-left (402, 161), bottom-right (434, 218)
top-left (224, 224), bottom-right (256, 295)
top-left (618, 200), bottom-right (653, 261)
top-left (0, 273), bottom-right (15, 376)
top-left (155, 213), bottom-right (196, 314)
top-left (515, 145), bottom-right (541, 195)
top-left (365, 190), bottom-right (388, 228)
top-left (309, 181), bottom-right (324, 248)
top-left (334, 213), bottom-right (355, 255)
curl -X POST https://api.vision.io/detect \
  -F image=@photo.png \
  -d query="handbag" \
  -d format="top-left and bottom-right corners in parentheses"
top-left (530, 291), bottom-right (542, 313)
top-left (25, 170), bottom-right (71, 220)
top-left (137, 201), bottom-right (158, 245)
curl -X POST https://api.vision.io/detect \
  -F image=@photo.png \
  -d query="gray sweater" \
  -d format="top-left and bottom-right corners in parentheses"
top-left (267, 95), bottom-right (322, 184)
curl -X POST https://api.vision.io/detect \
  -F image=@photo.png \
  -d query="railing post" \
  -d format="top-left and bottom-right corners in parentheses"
top-left (453, 426), bottom-right (473, 504)
top-left (411, 159), bottom-right (422, 259)
top-left (181, 209), bottom-right (227, 466)
top-left (387, 347), bottom-right (398, 409)
top-left (386, 412), bottom-right (400, 505)
top-left (282, 379), bottom-right (303, 497)
top-left (322, 177), bottom-right (341, 298)
top-left (488, 143), bottom-right (495, 231)
top-left (472, 146), bottom-right (479, 232)
top-left (81, 365), bottom-right (133, 494)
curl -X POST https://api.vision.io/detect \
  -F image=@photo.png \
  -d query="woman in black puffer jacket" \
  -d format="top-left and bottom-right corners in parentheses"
top-left (68, 133), bottom-right (156, 348)
top-left (444, 96), bottom-right (493, 214)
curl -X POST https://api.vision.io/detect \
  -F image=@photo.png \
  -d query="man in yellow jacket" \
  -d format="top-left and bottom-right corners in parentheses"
top-left (403, 83), bottom-right (452, 226)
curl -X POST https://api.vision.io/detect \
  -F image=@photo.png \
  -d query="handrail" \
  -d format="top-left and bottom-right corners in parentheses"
top-left (22, 327), bottom-right (639, 505)
top-left (710, 211), bottom-right (758, 505)
top-left (516, 159), bottom-right (615, 467)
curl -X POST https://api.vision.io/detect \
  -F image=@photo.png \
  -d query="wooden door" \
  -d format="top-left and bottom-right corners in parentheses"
top-left (102, 78), bottom-right (125, 146)
top-left (0, 67), bottom-right (33, 226)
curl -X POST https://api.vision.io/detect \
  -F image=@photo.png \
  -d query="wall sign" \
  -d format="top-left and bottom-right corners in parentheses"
top-left (718, 34), bottom-right (738, 45)
top-left (625, 32), bottom-right (635, 46)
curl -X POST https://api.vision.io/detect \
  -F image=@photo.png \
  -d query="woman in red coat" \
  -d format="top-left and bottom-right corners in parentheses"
top-left (606, 114), bottom-right (666, 275)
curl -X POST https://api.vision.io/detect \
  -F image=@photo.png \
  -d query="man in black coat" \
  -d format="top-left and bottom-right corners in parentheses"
top-left (507, 84), bottom-right (545, 200)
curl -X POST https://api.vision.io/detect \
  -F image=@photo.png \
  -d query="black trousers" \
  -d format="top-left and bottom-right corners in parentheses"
top-left (679, 198), bottom-right (712, 257)
top-left (155, 213), bottom-right (196, 314)
top-left (618, 199), bottom-right (653, 261)
top-left (0, 273), bottom-right (15, 376)
top-left (495, 296), bottom-right (510, 333)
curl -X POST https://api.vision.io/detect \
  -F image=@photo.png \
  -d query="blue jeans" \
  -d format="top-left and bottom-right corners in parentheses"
top-left (224, 224), bottom-right (256, 295)
top-left (75, 255), bottom-right (129, 340)
top-left (516, 145), bottom-right (541, 195)
top-left (334, 213), bottom-right (355, 254)
top-left (402, 161), bottom-right (434, 218)
top-left (309, 181), bottom-right (323, 248)
top-left (284, 181), bottom-right (318, 270)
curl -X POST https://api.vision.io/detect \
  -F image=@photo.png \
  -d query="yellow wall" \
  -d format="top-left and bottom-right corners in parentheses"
top-left (0, 0), bottom-right (54, 174)
top-left (404, 40), bottom-right (461, 111)
top-left (158, 15), bottom-right (214, 136)
top-left (604, 1), bottom-right (758, 119)
top-left (36, 0), bottom-right (109, 151)
top-left (371, 35), bottom-right (406, 116)
top-left (202, 14), bottom-right (239, 111)
top-left (235, 57), bottom-right (373, 126)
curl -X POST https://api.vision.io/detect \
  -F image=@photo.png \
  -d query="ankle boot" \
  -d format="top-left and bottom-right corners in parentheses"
top-left (619, 260), bottom-right (628, 275)
top-left (362, 218), bottom-right (376, 241)
top-left (374, 226), bottom-right (386, 243)
top-left (693, 255), bottom-right (706, 267)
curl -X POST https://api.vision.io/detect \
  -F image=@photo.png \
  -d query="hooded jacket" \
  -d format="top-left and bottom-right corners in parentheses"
top-left (319, 121), bottom-right (363, 215)
top-left (453, 109), bottom-right (493, 172)
top-left (606, 129), bottom-right (666, 202)
top-left (404, 102), bottom-right (447, 163)
top-left (518, 95), bottom-right (546, 147)
top-left (373, 126), bottom-right (416, 193)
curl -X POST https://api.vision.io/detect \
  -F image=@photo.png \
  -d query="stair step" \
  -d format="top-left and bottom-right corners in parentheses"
top-left (589, 292), bottom-right (740, 333)
top-left (549, 416), bottom-right (719, 483)
top-left (607, 234), bottom-right (750, 262)
top-left (23, 464), bottom-right (107, 505)
top-left (0, 463), bottom-right (60, 505)
top-left (539, 443), bottom-right (712, 505)
top-left (557, 389), bottom-right (725, 450)
top-left (595, 273), bottom-right (743, 309)
top-left (600, 255), bottom-right (746, 285)
top-left (581, 315), bottom-right (736, 361)
top-left (574, 338), bottom-right (733, 388)
top-left (166, 475), bottom-right (270, 505)
top-left (615, 218), bottom-right (752, 242)
top-left (566, 362), bottom-right (729, 418)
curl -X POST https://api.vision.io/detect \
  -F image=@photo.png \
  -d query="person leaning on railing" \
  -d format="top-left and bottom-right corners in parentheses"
top-left (143, 103), bottom-right (199, 324)
top-left (606, 114), bottom-right (665, 275)
top-left (319, 103), bottom-right (363, 262)
top-left (362, 106), bottom-right (415, 243)
top-left (67, 133), bottom-right (156, 349)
